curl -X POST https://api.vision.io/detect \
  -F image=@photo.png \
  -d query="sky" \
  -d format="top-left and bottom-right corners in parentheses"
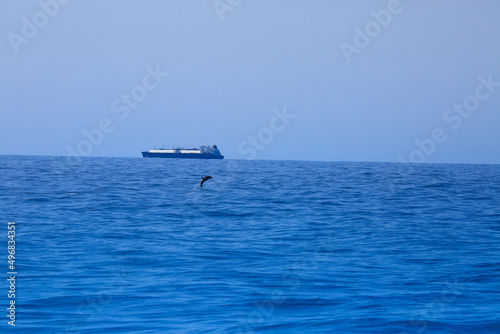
top-left (1, 0), bottom-right (499, 163)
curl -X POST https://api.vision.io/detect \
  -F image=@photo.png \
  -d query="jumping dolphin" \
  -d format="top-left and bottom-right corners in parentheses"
top-left (201, 176), bottom-right (213, 188)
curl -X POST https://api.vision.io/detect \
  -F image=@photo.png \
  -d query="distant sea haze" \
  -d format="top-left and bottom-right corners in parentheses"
top-left (399, 74), bottom-right (499, 164)
top-left (2, 156), bottom-right (499, 333)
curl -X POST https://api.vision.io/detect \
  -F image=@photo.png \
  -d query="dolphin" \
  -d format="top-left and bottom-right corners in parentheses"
top-left (201, 176), bottom-right (213, 188)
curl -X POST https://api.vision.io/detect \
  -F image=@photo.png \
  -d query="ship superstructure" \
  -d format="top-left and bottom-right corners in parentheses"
top-left (142, 145), bottom-right (224, 159)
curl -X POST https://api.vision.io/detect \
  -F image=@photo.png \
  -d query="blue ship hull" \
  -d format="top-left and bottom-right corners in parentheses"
top-left (142, 152), bottom-right (224, 159)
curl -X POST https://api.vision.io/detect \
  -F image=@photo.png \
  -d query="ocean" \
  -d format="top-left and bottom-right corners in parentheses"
top-left (1, 155), bottom-right (499, 333)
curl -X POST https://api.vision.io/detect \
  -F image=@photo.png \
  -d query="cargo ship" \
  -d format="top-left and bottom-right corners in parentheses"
top-left (141, 145), bottom-right (224, 159)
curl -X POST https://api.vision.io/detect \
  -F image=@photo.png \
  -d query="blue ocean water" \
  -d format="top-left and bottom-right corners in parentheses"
top-left (1, 155), bottom-right (500, 334)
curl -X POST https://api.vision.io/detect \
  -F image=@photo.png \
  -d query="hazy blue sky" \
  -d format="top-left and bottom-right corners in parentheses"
top-left (1, 0), bottom-right (499, 163)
